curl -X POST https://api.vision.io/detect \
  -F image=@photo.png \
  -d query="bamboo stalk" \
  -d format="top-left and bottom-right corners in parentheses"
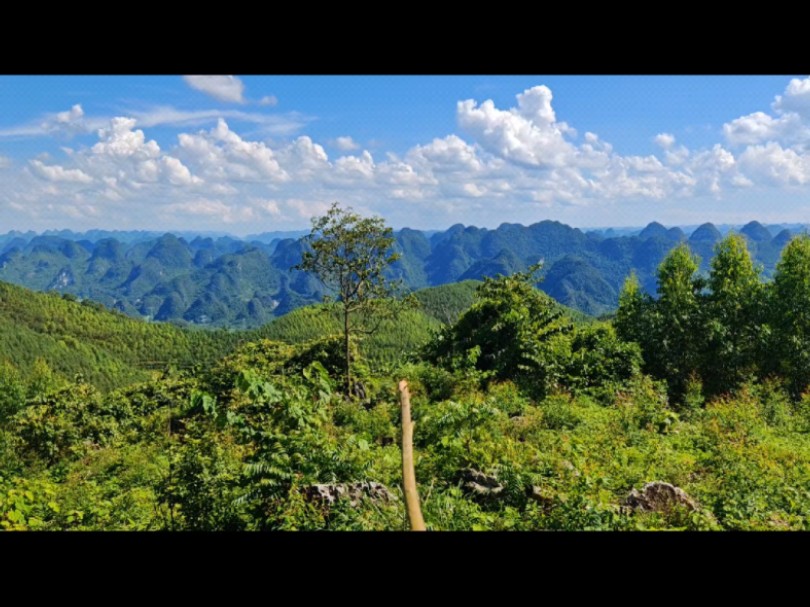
top-left (399, 379), bottom-right (426, 531)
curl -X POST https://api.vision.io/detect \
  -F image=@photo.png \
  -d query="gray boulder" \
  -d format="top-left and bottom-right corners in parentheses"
top-left (460, 468), bottom-right (504, 498)
top-left (304, 481), bottom-right (396, 507)
top-left (622, 481), bottom-right (698, 513)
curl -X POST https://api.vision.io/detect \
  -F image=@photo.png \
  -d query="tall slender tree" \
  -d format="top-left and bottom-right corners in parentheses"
top-left (615, 273), bottom-right (655, 353)
top-left (769, 234), bottom-right (810, 397)
top-left (655, 243), bottom-right (705, 404)
top-left (703, 233), bottom-right (763, 396)
top-left (295, 203), bottom-right (401, 395)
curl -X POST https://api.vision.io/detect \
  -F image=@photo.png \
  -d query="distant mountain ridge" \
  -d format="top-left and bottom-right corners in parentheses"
top-left (0, 219), bottom-right (805, 327)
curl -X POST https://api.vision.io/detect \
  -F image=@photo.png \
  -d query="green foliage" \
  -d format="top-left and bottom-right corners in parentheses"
top-left (413, 280), bottom-right (479, 325)
top-left (425, 266), bottom-right (573, 399)
top-left (1, 322), bottom-right (810, 530)
top-left (286, 334), bottom-right (354, 380)
top-left (27, 358), bottom-right (62, 398)
top-left (615, 272), bottom-right (653, 349)
top-left (0, 361), bottom-right (25, 423)
top-left (769, 235), bottom-right (810, 398)
top-left (0, 477), bottom-right (62, 530)
top-left (541, 393), bottom-right (582, 430)
top-left (618, 236), bottom-right (771, 406)
top-left (614, 375), bottom-right (678, 434)
top-left (565, 323), bottom-right (642, 393)
top-left (225, 366), bottom-right (392, 530)
top-left (13, 380), bottom-right (116, 465)
top-left (703, 234), bottom-right (764, 397)
top-left (0, 280), bottom-right (240, 392)
top-left (296, 203), bottom-right (402, 310)
top-left (161, 426), bottom-right (247, 531)
top-left (653, 244), bottom-right (705, 404)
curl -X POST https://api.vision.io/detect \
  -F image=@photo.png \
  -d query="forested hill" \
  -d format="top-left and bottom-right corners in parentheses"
top-left (0, 280), bottom-right (476, 392)
top-left (0, 220), bottom-right (801, 326)
top-left (0, 281), bottom-right (240, 391)
top-left (0, 279), bottom-right (484, 391)
top-left (0, 277), bottom-right (593, 394)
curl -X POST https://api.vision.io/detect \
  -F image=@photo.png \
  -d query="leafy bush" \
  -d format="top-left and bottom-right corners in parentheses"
top-left (424, 267), bottom-right (572, 399)
top-left (565, 323), bottom-right (642, 392)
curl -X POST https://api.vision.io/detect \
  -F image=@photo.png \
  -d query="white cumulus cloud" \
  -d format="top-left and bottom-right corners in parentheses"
top-left (0, 104), bottom-right (104, 139)
top-left (738, 142), bottom-right (810, 186)
top-left (723, 78), bottom-right (810, 148)
top-left (654, 133), bottom-right (676, 148)
top-left (46, 104), bottom-right (87, 136)
top-left (407, 135), bottom-right (483, 173)
top-left (177, 118), bottom-right (288, 182)
top-left (773, 76), bottom-right (810, 119)
top-left (334, 136), bottom-right (360, 151)
top-left (29, 159), bottom-right (93, 183)
top-left (183, 75), bottom-right (246, 104)
top-left (332, 151), bottom-right (375, 181)
top-left (92, 117), bottom-right (160, 158)
top-left (723, 111), bottom-right (800, 146)
top-left (458, 85), bottom-right (577, 169)
top-left (275, 136), bottom-right (330, 180)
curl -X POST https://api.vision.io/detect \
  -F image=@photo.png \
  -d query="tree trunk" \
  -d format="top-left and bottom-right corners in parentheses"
top-left (344, 306), bottom-right (351, 396)
top-left (398, 380), bottom-right (426, 531)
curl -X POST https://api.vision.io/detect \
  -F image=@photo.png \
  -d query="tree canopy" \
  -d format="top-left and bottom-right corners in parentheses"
top-left (425, 265), bottom-right (573, 398)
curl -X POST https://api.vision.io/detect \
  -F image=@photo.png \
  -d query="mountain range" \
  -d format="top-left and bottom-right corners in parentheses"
top-left (0, 220), bottom-right (802, 326)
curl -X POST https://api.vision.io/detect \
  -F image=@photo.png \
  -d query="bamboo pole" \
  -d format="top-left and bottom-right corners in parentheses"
top-left (398, 379), bottom-right (426, 531)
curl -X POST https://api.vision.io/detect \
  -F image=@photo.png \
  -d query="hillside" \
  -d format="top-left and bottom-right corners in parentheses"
top-left (0, 278), bottom-right (584, 390)
top-left (250, 279), bottom-right (592, 371)
top-left (0, 281), bottom-right (240, 391)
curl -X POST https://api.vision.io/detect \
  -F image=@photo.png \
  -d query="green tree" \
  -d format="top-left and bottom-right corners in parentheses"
top-left (703, 233), bottom-right (763, 397)
top-left (566, 323), bottom-right (642, 392)
top-left (425, 265), bottom-right (572, 398)
top-left (615, 272), bottom-right (657, 359)
top-left (769, 235), bottom-right (810, 398)
top-left (0, 361), bottom-right (25, 423)
top-left (655, 243), bottom-right (705, 405)
top-left (295, 203), bottom-right (402, 395)
top-left (27, 358), bottom-right (60, 399)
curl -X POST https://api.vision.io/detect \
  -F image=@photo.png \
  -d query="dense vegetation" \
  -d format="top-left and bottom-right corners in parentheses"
top-left (3, 227), bottom-right (810, 531)
top-left (616, 234), bottom-right (810, 402)
top-left (0, 220), bottom-right (801, 328)
top-left (0, 281), bottom-right (240, 392)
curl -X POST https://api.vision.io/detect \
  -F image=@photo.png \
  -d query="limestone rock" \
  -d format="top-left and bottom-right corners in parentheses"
top-left (527, 485), bottom-right (554, 511)
top-left (304, 481), bottom-right (396, 507)
top-left (460, 468), bottom-right (504, 497)
top-left (622, 481), bottom-right (698, 513)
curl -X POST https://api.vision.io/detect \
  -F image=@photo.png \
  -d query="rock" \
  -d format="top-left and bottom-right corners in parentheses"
top-left (622, 481), bottom-right (698, 514)
top-left (527, 485), bottom-right (554, 511)
top-left (303, 481), bottom-right (396, 508)
top-left (352, 381), bottom-right (367, 401)
top-left (460, 468), bottom-right (504, 497)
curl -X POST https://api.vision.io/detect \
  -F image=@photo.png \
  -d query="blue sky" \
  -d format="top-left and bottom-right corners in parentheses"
top-left (0, 75), bottom-right (808, 234)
